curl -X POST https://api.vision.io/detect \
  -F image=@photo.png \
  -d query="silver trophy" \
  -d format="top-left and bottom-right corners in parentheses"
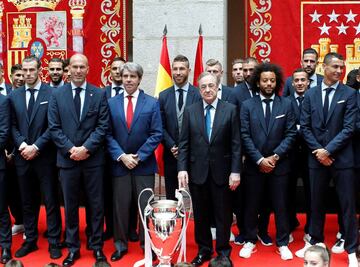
top-left (138, 188), bottom-right (191, 267)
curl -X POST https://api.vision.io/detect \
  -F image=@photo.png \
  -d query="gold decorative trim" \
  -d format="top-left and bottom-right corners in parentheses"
top-left (247, 0), bottom-right (272, 61)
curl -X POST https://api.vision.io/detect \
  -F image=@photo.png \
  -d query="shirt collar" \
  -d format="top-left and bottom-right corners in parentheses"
top-left (321, 81), bottom-right (339, 91)
top-left (124, 88), bottom-right (140, 98)
top-left (174, 82), bottom-right (189, 92)
top-left (259, 93), bottom-right (275, 101)
top-left (294, 92), bottom-right (304, 98)
top-left (203, 97), bottom-right (219, 110)
top-left (218, 84), bottom-right (223, 91)
top-left (25, 81), bottom-right (41, 91)
top-left (71, 81), bottom-right (87, 90)
top-left (309, 73), bottom-right (317, 81)
top-left (50, 80), bottom-right (64, 88)
top-left (111, 82), bottom-right (123, 89)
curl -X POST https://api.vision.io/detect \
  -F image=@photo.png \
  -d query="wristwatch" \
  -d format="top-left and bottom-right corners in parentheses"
top-left (273, 154), bottom-right (280, 161)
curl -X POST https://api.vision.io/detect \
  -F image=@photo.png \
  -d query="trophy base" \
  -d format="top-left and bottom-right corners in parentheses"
top-left (154, 264), bottom-right (173, 267)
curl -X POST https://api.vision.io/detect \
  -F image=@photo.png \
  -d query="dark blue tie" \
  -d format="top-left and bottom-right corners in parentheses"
top-left (263, 99), bottom-right (272, 129)
top-left (178, 88), bottom-right (184, 110)
top-left (74, 87), bottom-right (82, 119)
top-left (205, 105), bottom-right (212, 140)
top-left (297, 96), bottom-right (304, 111)
top-left (323, 87), bottom-right (333, 121)
top-left (27, 88), bottom-right (36, 117)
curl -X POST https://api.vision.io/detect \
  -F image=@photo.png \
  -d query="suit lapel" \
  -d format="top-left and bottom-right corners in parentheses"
top-left (65, 85), bottom-right (79, 123)
top-left (194, 102), bottom-right (207, 143)
top-left (326, 85), bottom-right (343, 124)
top-left (19, 88), bottom-right (29, 123)
top-left (116, 94), bottom-right (127, 129)
top-left (29, 84), bottom-right (46, 124)
top-left (129, 90), bottom-right (145, 131)
top-left (80, 85), bottom-right (93, 122)
top-left (255, 97), bottom-right (267, 134)
top-left (210, 100), bottom-right (224, 143)
top-left (314, 86), bottom-right (325, 123)
top-left (169, 87), bottom-right (178, 129)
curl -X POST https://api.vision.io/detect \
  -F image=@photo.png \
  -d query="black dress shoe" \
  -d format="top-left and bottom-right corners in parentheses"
top-left (191, 253), bottom-right (212, 266)
top-left (1, 248), bottom-right (12, 264)
top-left (93, 249), bottom-right (107, 262)
top-left (62, 251), bottom-right (80, 267)
top-left (49, 244), bottom-right (62, 259)
top-left (15, 242), bottom-right (38, 258)
top-left (128, 231), bottom-right (139, 242)
top-left (110, 250), bottom-right (127, 261)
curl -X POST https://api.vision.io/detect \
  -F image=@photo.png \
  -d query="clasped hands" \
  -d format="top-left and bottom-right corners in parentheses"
top-left (19, 143), bottom-right (39, 160)
top-left (69, 146), bottom-right (89, 161)
top-left (120, 154), bottom-right (139, 169)
top-left (312, 148), bottom-right (334, 166)
top-left (259, 155), bottom-right (278, 173)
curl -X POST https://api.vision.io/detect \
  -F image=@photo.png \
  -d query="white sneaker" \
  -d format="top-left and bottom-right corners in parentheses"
top-left (331, 238), bottom-right (345, 254)
top-left (295, 241), bottom-right (311, 258)
top-left (278, 246), bottom-right (293, 260)
top-left (229, 231), bottom-right (235, 242)
top-left (211, 227), bottom-right (216, 241)
top-left (239, 242), bottom-right (256, 258)
top-left (289, 234), bottom-right (294, 243)
top-left (11, 224), bottom-right (25, 236)
top-left (348, 252), bottom-right (357, 267)
top-left (303, 233), bottom-right (311, 243)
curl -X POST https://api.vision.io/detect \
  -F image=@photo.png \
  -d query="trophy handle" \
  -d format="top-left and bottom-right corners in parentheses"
top-left (137, 188), bottom-right (154, 230)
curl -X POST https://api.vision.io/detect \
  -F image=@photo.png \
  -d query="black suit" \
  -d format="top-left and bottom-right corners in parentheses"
top-left (240, 95), bottom-right (296, 246)
top-left (220, 85), bottom-right (232, 102)
top-left (9, 83), bottom-right (61, 246)
top-left (300, 84), bottom-right (358, 253)
top-left (48, 82), bottom-right (110, 253)
top-left (0, 94), bottom-right (11, 250)
top-left (158, 84), bottom-right (201, 199)
top-left (178, 100), bottom-right (241, 256)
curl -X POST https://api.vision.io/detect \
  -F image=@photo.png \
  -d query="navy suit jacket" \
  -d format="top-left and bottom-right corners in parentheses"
top-left (177, 100), bottom-right (241, 185)
top-left (229, 82), bottom-right (253, 114)
top-left (300, 83), bottom-right (357, 169)
top-left (240, 95), bottom-right (297, 175)
top-left (4, 83), bottom-right (12, 95)
top-left (158, 84), bottom-right (201, 151)
top-left (283, 74), bottom-right (323, 97)
top-left (106, 90), bottom-right (163, 177)
top-left (220, 85), bottom-right (232, 102)
top-left (48, 83), bottom-right (110, 168)
top-left (288, 95), bottom-right (302, 125)
top-left (0, 94), bottom-right (10, 170)
top-left (355, 90), bottom-right (360, 168)
top-left (9, 83), bottom-right (56, 171)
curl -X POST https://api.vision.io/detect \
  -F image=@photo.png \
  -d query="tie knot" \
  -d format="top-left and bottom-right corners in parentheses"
top-left (263, 98), bottom-right (272, 104)
top-left (325, 87), bottom-right (333, 94)
top-left (127, 95), bottom-right (133, 100)
top-left (28, 88), bottom-right (36, 95)
top-left (75, 87), bottom-right (82, 94)
top-left (206, 105), bottom-right (213, 111)
top-left (297, 96), bottom-right (304, 102)
top-left (177, 88), bottom-right (183, 94)
top-left (114, 86), bottom-right (121, 92)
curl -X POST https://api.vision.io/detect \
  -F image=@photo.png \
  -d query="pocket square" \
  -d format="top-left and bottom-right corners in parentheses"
top-left (40, 101), bottom-right (48, 105)
top-left (337, 100), bottom-right (345, 104)
top-left (275, 114), bottom-right (285, 119)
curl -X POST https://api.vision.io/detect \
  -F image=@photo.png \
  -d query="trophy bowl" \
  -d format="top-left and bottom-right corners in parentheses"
top-left (138, 189), bottom-right (191, 267)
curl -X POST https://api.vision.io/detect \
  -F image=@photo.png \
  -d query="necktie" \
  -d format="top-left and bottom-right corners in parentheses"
top-left (205, 105), bottom-right (212, 140)
top-left (27, 88), bottom-right (35, 117)
top-left (323, 87), bottom-right (333, 121)
top-left (74, 87), bottom-right (82, 119)
top-left (126, 95), bottom-right (133, 129)
top-left (178, 88), bottom-right (184, 110)
top-left (114, 86), bottom-right (121, 96)
top-left (263, 98), bottom-right (272, 129)
top-left (297, 96), bottom-right (304, 110)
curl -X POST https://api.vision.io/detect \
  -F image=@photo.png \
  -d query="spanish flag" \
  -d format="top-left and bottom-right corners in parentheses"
top-left (193, 24), bottom-right (204, 87)
top-left (154, 26), bottom-right (173, 176)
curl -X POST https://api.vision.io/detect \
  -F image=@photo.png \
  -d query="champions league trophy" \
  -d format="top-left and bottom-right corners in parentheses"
top-left (135, 188), bottom-right (192, 267)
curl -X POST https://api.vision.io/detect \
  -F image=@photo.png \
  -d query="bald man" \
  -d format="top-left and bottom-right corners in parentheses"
top-left (48, 54), bottom-right (110, 266)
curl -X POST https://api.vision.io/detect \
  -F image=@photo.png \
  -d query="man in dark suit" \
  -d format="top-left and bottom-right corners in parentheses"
top-left (282, 48), bottom-right (323, 96)
top-left (178, 72), bottom-right (241, 266)
top-left (106, 62), bottom-right (162, 262)
top-left (205, 59), bottom-right (232, 102)
top-left (48, 54), bottom-right (109, 266)
top-left (239, 63), bottom-right (296, 260)
top-left (0, 94), bottom-right (11, 264)
top-left (9, 55), bottom-right (62, 259)
top-left (286, 68), bottom-right (310, 239)
top-left (231, 58), bottom-right (244, 87)
top-left (229, 57), bottom-right (272, 246)
top-left (104, 57), bottom-right (126, 98)
top-left (159, 54), bottom-right (201, 200)
top-left (0, 63), bottom-right (13, 96)
top-left (297, 52), bottom-right (358, 267)
top-left (48, 58), bottom-right (65, 88)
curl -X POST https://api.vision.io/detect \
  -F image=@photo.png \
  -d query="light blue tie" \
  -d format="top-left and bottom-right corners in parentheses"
top-left (205, 105), bottom-right (212, 140)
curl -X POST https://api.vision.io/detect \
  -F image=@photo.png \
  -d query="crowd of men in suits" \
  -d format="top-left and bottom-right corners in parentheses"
top-left (0, 48), bottom-right (359, 267)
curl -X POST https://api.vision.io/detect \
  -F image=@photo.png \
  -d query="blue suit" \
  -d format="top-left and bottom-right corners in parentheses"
top-left (300, 83), bottom-right (358, 253)
top-left (282, 74), bottom-right (323, 97)
top-left (48, 82), bottom-right (109, 252)
top-left (240, 95), bottom-right (296, 246)
top-left (0, 94), bottom-right (11, 250)
top-left (230, 82), bottom-right (254, 114)
top-left (9, 83), bottom-right (61, 246)
top-left (220, 85), bottom-right (232, 102)
top-left (106, 89), bottom-right (162, 251)
top-left (158, 84), bottom-right (201, 199)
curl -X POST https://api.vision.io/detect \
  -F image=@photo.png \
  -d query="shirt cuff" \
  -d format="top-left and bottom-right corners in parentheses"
top-left (32, 144), bottom-right (39, 151)
top-left (230, 173), bottom-right (240, 179)
top-left (256, 157), bottom-right (264, 165)
top-left (117, 153), bottom-right (125, 162)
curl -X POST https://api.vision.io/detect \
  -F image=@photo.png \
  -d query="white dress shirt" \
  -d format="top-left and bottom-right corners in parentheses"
top-left (111, 82), bottom-right (124, 98)
top-left (321, 81), bottom-right (338, 107)
top-left (25, 82), bottom-right (41, 109)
